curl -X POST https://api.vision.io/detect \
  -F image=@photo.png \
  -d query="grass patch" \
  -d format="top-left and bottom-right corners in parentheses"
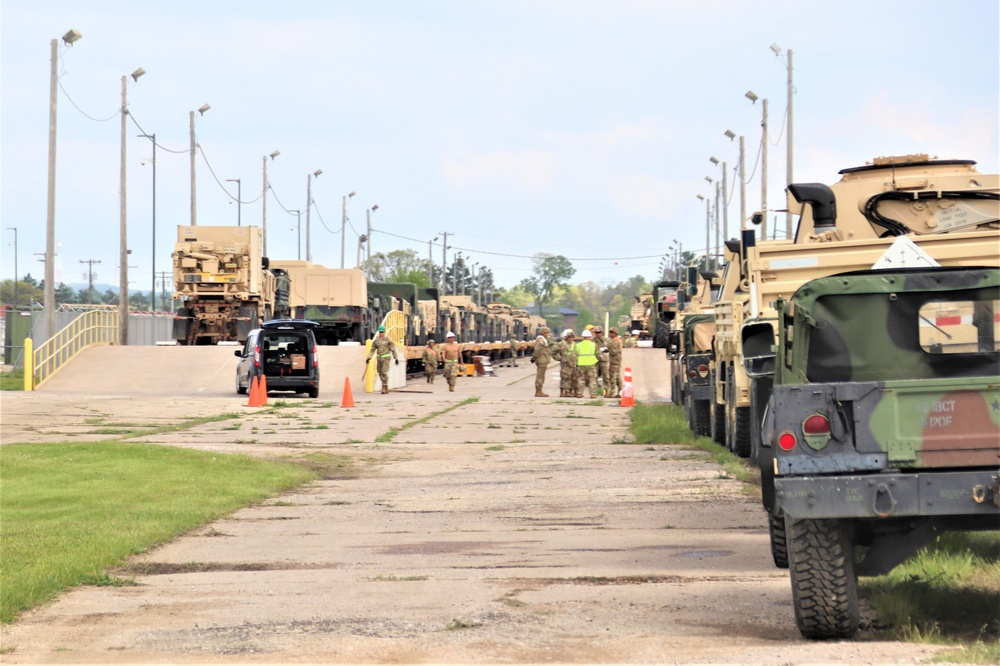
top-left (375, 397), bottom-right (480, 442)
top-left (0, 369), bottom-right (25, 391)
top-left (860, 531), bottom-right (1000, 652)
top-left (629, 403), bottom-right (756, 486)
top-left (485, 445), bottom-right (506, 452)
top-left (0, 441), bottom-right (316, 624)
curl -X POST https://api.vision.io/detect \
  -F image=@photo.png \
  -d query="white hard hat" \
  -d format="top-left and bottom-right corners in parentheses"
top-left (632, 330), bottom-right (640, 335)
top-left (563, 329), bottom-right (573, 337)
top-left (581, 329), bottom-right (592, 338)
top-left (446, 331), bottom-right (456, 338)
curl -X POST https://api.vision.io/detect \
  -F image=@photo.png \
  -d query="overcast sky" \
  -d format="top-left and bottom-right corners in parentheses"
top-left (2, 0), bottom-right (998, 296)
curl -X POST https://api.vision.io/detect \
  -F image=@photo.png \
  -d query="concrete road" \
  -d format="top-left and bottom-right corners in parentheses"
top-left (0, 347), bottom-right (938, 663)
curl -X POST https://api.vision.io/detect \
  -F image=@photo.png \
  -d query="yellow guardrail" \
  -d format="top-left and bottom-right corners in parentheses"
top-left (27, 310), bottom-right (119, 390)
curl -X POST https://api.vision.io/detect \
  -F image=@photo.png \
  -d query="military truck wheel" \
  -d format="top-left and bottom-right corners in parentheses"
top-left (732, 406), bottom-right (752, 458)
top-left (710, 401), bottom-right (725, 445)
top-left (768, 513), bottom-right (789, 568)
top-left (691, 399), bottom-right (711, 437)
top-left (653, 326), bottom-right (669, 349)
top-left (787, 517), bottom-right (860, 640)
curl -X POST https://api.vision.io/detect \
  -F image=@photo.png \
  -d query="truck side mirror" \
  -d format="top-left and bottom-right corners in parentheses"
top-left (742, 322), bottom-right (776, 378)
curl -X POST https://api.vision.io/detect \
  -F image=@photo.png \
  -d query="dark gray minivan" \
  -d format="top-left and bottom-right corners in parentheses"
top-left (235, 319), bottom-right (320, 398)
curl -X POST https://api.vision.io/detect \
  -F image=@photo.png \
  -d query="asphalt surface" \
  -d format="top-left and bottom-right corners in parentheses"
top-left (0, 346), bottom-right (941, 664)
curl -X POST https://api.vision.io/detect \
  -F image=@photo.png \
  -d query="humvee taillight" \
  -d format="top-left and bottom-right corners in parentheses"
top-left (778, 432), bottom-right (796, 451)
top-left (803, 414), bottom-right (830, 435)
top-left (697, 364), bottom-right (709, 378)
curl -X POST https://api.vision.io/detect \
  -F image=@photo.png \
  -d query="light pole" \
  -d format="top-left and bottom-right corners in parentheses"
top-left (341, 191), bottom-right (355, 268)
top-left (262, 149), bottom-right (279, 257)
top-left (746, 90), bottom-right (769, 239)
top-left (290, 209), bottom-right (302, 260)
top-left (6, 227), bottom-right (17, 307)
top-left (120, 67), bottom-right (145, 345)
top-left (454, 252), bottom-right (462, 295)
top-left (697, 194), bottom-right (710, 270)
top-left (306, 169), bottom-right (321, 262)
top-left (365, 204), bottom-right (378, 279)
top-left (45, 28), bottom-right (81, 341)
top-left (771, 43), bottom-right (794, 238)
top-left (226, 178), bottom-right (241, 226)
top-left (724, 129), bottom-right (746, 229)
top-left (439, 231), bottom-right (452, 293)
top-left (139, 133), bottom-right (156, 310)
top-left (710, 155), bottom-right (728, 245)
top-left (189, 103), bottom-right (210, 226)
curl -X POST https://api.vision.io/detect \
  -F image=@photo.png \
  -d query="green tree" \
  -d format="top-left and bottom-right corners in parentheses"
top-left (369, 249), bottom-right (432, 286)
top-left (0, 279), bottom-right (43, 307)
top-left (54, 283), bottom-right (77, 304)
top-left (519, 253), bottom-right (575, 319)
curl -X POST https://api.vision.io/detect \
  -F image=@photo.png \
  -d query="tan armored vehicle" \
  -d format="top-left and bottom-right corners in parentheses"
top-left (710, 154), bottom-right (1000, 457)
top-left (270, 261), bottom-right (371, 345)
top-left (172, 225), bottom-right (277, 345)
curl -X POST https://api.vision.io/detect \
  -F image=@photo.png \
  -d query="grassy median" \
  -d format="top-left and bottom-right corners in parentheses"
top-left (629, 402), bottom-right (999, 660)
top-left (0, 441), bottom-right (316, 624)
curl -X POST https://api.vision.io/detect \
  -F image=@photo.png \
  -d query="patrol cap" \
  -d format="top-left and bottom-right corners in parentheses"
top-left (377, 325), bottom-right (386, 332)
top-left (540, 326), bottom-right (550, 334)
top-left (581, 329), bottom-right (593, 338)
top-left (593, 326), bottom-right (602, 334)
top-left (446, 331), bottom-right (456, 338)
top-left (609, 327), bottom-right (618, 335)
top-left (427, 340), bottom-right (435, 346)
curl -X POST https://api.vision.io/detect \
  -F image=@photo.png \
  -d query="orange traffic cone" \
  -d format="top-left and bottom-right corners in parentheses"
top-left (247, 375), bottom-right (261, 407)
top-left (619, 367), bottom-right (635, 407)
top-left (341, 377), bottom-right (355, 408)
top-left (258, 374), bottom-right (268, 406)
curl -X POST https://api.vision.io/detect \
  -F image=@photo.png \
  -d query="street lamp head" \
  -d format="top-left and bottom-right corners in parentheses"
top-left (709, 156), bottom-right (719, 165)
top-left (313, 169), bottom-right (322, 177)
top-left (745, 90), bottom-right (758, 103)
top-left (697, 194), bottom-right (705, 201)
top-left (347, 191), bottom-right (356, 198)
top-left (197, 104), bottom-right (211, 115)
top-left (131, 67), bottom-right (146, 82)
top-left (724, 129), bottom-right (736, 140)
top-left (269, 150), bottom-right (280, 160)
top-left (62, 29), bottom-right (82, 45)
top-left (770, 42), bottom-right (782, 56)
top-left (371, 204), bottom-right (379, 211)
top-left (704, 176), bottom-right (713, 183)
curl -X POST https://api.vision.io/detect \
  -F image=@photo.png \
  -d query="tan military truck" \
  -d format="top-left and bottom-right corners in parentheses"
top-left (270, 261), bottom-right (371, 345)
top-left (710, 154), bottom-right (1000, 458)
top-left (172, 225), bottom-right (277, 345)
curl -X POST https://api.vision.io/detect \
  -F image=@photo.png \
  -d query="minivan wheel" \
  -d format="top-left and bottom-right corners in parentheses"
top-left (236, 371), bottom-right (247, 395)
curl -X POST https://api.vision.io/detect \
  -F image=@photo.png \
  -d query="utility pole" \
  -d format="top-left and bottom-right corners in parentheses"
top-left (156, 270), bottom-right (172, 312)
top-left (439, 231), bottom-right (452, 294)
top-left (6, 227), bottom-right (17, 308)
top-left (80, 259), bottom-right (101, 304)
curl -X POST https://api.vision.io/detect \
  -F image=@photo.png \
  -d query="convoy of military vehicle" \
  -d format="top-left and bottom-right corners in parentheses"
top-left (664, 154), bottom-right (999, 639)
top-left (169, 226), bottom-right (547, 371)
top-left (166, 153), bottom-right (1000, 641)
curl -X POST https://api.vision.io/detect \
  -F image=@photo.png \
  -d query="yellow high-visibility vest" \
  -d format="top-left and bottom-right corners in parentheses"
top-left (576, 339), bottom-right (598, 366)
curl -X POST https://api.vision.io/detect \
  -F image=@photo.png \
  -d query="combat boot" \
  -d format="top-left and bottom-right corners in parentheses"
top-left (381, 386), bottom-right (388, 394)
top-left (535, 390), bottom-right (548, 397)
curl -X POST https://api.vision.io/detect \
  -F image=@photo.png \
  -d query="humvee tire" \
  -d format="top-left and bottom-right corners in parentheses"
top-left (691, 398), bottom-right (711, 437)
top-left (788, 517), bottom-right (859, 640)
top-left (768, 513), bottom-right (789, 569)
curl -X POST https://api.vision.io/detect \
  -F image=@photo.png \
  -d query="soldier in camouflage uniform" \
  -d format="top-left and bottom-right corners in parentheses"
top-left (552, 329), bottom-right (578, 397)
top-left (509, 335), bottom-right (519, 367)
top-left (421, 340), bottom-right (439, 383)
top-left (575, 328), bottom-right (600, 398)
top-left (623, 330), bottom-right (638, 349)
top-left (366, 325), bottom-right (399, 394)
top-left (531, 326), bottom-right (552, 397)
top-left (606, 327), bottom-right (624, 398)
top-left (441, 331), bottom-right (461, 392)
top-left (592, 326), bottom-right (610, 393)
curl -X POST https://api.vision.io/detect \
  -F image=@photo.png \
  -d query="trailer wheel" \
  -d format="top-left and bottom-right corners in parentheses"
top-left (787, 518), bottom-right (860, 640)
top-left (768, 513), bottom-right (789, 568)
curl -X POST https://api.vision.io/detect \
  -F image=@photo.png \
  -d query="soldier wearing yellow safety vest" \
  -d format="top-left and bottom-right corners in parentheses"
top-left (575, 328), bottom-right (600, 398)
